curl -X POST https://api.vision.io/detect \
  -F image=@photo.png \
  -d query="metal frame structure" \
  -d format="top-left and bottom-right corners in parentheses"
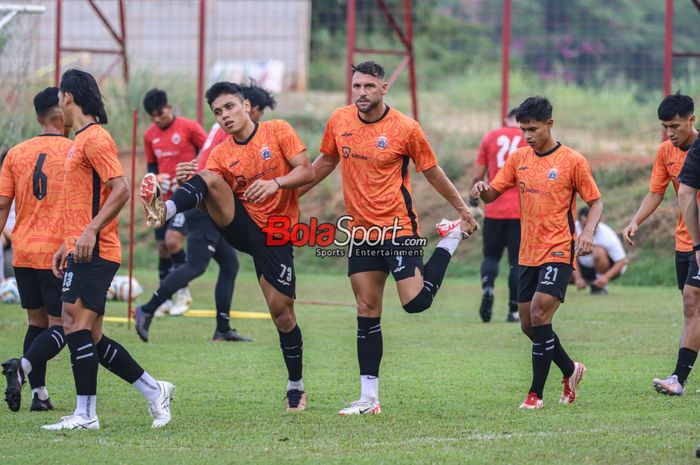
top-left (664, 0), bottom-right (700, 96)
top-left (54, 0), bottom-right (129, 85)
top-left (346, 0), bottom-right (418, 121)
top-left (0, 3), bottom-right (45, 31)
top-left (501, 0), bottom-right (697, 130)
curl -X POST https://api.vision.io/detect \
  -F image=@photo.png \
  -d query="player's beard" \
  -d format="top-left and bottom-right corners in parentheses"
top-left (356, 98), bottom-right (380, 115)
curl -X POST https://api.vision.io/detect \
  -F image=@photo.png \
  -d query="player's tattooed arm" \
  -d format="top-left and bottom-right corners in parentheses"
top-left (423, 165), bottom-right (478, 235)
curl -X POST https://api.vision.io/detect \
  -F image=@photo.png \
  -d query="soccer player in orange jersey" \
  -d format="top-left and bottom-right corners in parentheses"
top-left (41, 69), bottom-right (173, 431)
top-left (139, 81), bottom-right (315, 412)
top-left (624, 93), bottom-right (700, 396)
top-left (301, 61), bottom-right (478, 415)
top-left (472, 96), bottom-right (603, 409)
top-left (470, 108), bottom-right (526, 323)
top-left (0, 88), bottom-right (71, 413)
top-left (143, 89), bottom-right (207, 314)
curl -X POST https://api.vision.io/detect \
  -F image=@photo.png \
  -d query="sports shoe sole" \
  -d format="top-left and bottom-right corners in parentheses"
top-left (140, 174), bottom-right (164, 229)
top-left (2, 359), bottom-right (22, 412)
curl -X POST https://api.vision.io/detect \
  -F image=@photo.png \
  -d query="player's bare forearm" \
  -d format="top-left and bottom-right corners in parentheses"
top-left (582, 198), bottom-right (604, 235)
top-left (423, 165), bottom-right (471, 217)
top-left (275, 152), bottom-right (315, 190)
top-left (87, 176), bottom-right (130, 234)
top-left (631, 192), bottom-right (664, 227)
top-left (299, 154), bottom-right (339, 197)
top-left (605, 258), bottom-right (628, 281)
top-left (0, 195), bottom-right (13, 236)
top-left (679, 184), bottom-right (700, 245)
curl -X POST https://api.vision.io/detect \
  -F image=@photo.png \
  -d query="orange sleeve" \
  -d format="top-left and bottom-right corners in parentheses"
top-left (406, 124), bottom-right (438, 173)
top-left (85, 134), bottom-right (125, 182)
top-left (573, 156), bottom-right (602, 203)
top-left (275, 120), bottom-right (306, 160)
top-left (0, 149), bottom-right (15, 198)
top-left (204, 145), bottom-right (232, 185)
top-left (649, 146), bottom-right (670, 194)
top-left (319, 115), bottom-right (339, 157)
top-left (490, 150), bottom-right (517, 193)
top-left (189, 120), bottom-right (208, 151)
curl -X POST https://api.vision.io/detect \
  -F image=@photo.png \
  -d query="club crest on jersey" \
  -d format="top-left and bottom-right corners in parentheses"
top-left (548, 168), bottom-right (558, 180)
top-left (260, 147), bottom-right (272, 161)
top-left (376, 135), bottom-right (388, 150)
top-left (171, 133), bottom-right (181, 144)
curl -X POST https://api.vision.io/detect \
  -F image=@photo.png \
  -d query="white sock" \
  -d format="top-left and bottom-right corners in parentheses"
top-left (20, 357), bottom-right (32, 377)
top-left (165, 200), bottom-right (177, 221)
top-left (437, 235), bottom-right (461, 256)
top-left (32, 386), bottom-right (49, 401)
top-left (287, 379), bottom-right (304, 392)
top-left (75, 395), bottom-right (97, 419)
top-left (132, 371), bottom-right (160, 402)
top-left (360, 375), bottom-right (379, 404)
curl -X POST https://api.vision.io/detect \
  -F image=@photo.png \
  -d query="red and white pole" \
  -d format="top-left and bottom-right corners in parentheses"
top-left (127, 109), bottom-right (138, 327)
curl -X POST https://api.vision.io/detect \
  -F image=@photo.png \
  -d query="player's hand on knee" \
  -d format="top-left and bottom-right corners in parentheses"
top-left (175, 160), bottom-right (198, 185)
top-left (244, 179), bottom-right (279, 204)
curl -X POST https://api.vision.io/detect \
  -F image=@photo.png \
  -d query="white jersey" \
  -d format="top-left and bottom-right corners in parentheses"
top-left (575, 220), bottom-right (626, 269)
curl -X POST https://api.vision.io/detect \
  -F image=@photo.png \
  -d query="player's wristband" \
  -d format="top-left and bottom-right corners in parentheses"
top-left (273, 178), bottom-right (282, 189)
top-left (693, 244), bottom-right (700, 252)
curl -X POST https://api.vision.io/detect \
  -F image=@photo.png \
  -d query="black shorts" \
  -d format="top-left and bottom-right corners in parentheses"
top-left (482, 218), bottom-right (520, 263)
top-left (14, 267), bottom-right (63, 317)
top-left (61, 255), bottom-right (120, 315)
top-left (218, 196), bottom-right (295, 298)
top-left (679, 139), bottom-right (700, 189)
top-left (577, 255), bottom-right (616, 283)
top-left (675, 250), bottom-right (700, 290)
top-left (185, 209), bottom-right (221, 246)
top-left (518, 263), bottom-right (573, 303)
top-left (347, 236), bottom-right (425, 281)
top-left (153, 212), bottom-right (188, 241)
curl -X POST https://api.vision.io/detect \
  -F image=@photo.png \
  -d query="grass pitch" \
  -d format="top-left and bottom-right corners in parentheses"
top-left (0, 266), bottom-right (697, 464)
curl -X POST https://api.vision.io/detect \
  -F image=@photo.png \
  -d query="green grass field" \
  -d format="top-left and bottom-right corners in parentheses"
top-left (0, 265), bottom-right (698, 464)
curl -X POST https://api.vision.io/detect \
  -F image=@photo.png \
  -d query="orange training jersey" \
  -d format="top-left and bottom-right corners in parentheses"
top-left (205, 120), bottom-right (306, 229)
top-left (490, 143), bottom-right (601, 267)
top-left (319, 105), bottom-right (438, 238)
top-left (0, 134), bottom-right (72, 268)
top-left (64, 124), bottom-right (125, 264)
top-left (475, 126), bottom-right (526, 219)
top-left (649, 139), bottom-right (698, 252)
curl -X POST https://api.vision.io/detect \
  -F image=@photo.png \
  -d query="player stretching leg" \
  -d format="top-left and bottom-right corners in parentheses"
top-left (139, 82), bottom-right (314, 411)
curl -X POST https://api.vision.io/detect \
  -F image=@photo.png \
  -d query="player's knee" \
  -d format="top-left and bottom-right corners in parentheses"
top-left (402, 288), bottom-right (433, 314)
top-left (48, 315), bottom-right (63, 328)
top-left (682, 289), bottom-right (700, 319)
top-left (220, 259), bottom-right (239, 277)
top-left (481, 256), bottom-right (500, 277)
top-left (271, 306), bottom-right (296, 332)
top-left (529, 305), bottom-right (548, 326)
top-left (164, 237), bottom-right (182, 255)
top-left (356, 299), bottom-right (381, 317)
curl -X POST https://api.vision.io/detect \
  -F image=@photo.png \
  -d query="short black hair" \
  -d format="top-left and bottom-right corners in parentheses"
top-left (143, 88), bottom-right (168, 115)
top-left (658, 91), bottom-right (694, 121)
top-left (34, 87), bottom-right (60, 118)
top-left (59, 69), bottom-right (108, 124)
top-left (578, 207), bottom-right (589, 219)
top-left (205, 82), bottom-right (244, 107)
top-left (507, 108), bottom-right (518, 119)
top-left (242, 80), bottom-right (276, 111)
top-left (352, 61), bottom-right (385, 80)
top-left (515, 96), bottom-right (553, 123)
